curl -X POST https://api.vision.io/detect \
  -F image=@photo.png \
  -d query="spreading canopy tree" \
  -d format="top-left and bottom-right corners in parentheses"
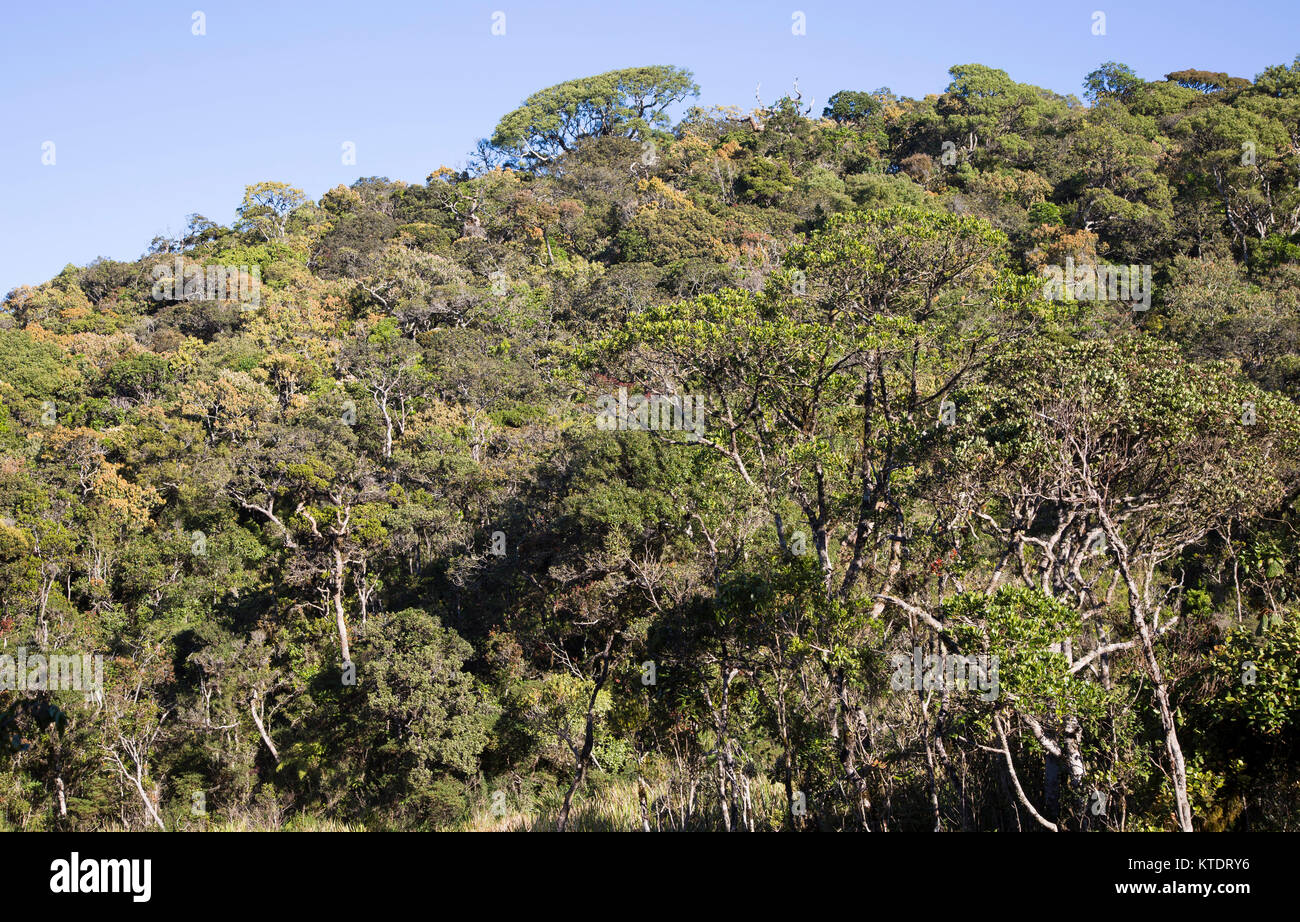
top-left (488, 65), bottom-right (699, 165)
top-left (822, 90), bottom-right (881, 124)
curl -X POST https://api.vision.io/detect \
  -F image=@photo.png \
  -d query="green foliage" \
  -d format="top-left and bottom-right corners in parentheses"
top-left (1084, 62), bottom-right (1145, 105)
top-left (1211, 620), bottom-right (1300, 735)
top-left (823, 90), bottom-right (881, 123)
top-left (354, 608), bottom-right (496, 823)
top-left (489, 66), bottom-right (698, 164)
top-left (5, 56), bottom-right (1300, 831)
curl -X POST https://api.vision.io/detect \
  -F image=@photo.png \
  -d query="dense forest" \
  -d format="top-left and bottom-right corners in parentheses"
top-left (2, 59), bottom-right (1300, 832)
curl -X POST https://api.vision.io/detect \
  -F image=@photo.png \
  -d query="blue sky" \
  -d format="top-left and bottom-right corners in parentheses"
top-left (2, 0), bottom-right (1297, 294)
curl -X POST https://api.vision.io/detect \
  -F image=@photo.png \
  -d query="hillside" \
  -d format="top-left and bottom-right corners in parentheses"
top-left (3, 60), bottom-right (1300, 831)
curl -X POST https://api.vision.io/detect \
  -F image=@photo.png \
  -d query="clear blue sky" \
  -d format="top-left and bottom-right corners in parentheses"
top-left (2, 0), bottom-right (1297, 294)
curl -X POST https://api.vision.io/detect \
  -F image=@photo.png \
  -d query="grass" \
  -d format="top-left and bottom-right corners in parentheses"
top-left (458, 775), bottom-right (788, 831)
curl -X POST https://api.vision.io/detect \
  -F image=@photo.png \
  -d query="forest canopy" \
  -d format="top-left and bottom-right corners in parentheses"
top-left (3, 56), bottom-right (1300, 832)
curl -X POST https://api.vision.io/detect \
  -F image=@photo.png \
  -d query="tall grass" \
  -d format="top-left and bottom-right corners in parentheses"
top-left (459, 775), bottom-right (788, 832)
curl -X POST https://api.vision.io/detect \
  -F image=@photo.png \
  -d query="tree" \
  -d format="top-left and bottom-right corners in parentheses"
top-left (1171, 102), bottom-right (1300, 258)
top-left (12, 55), bottom-right (1300, 833)
top-left (937, 64), bottom-right (1052, 155)
top-left (354, 608), bottom-right (495, 825)
top-left (339, 319), bottom-right (425, 458)
top-left (489, 66), bottom-right (699, 165)
top-left (1166, 69), bottom-right (1248, 93)
top-left (591, 206), bottom-right (1025, 826)
top-left (1252, 55), bottom-right (1300, 98)
top-left (1084, 62), bottom-right (1145, 105)
top-left (951, 335), bottom-right (1300, 829)
top-left (1062, 102), bottom-right (1173, 251)
top-left (236, 182), bottom-right (309, 241)
top-left (823, 90), bottom-right (880, 123)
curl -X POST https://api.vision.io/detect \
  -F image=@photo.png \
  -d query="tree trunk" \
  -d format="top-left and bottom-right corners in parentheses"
top-left (249, 695), bottom-right (280, 762)
top-left (380, 397), bottom-right (393, 458)
top-left (130, 768), bottom-right (165, 830)
top-left (1097, 512), bottom-right (1194, 831)
top-left (1140, 627), bottom-right (1194, 831)
top-left (332, 541), bottom-right (351, 665)
top-left (556, 632), bottom-right (616, 831)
